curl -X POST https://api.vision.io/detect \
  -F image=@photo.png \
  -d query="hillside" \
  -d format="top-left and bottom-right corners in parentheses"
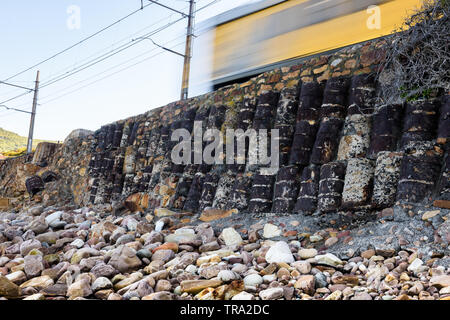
top-left (0, 127), bottom-right (55, 156)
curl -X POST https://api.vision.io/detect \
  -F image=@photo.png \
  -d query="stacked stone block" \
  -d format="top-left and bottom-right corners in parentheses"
top-left (248, 173), bottom-right (276, 214)
top-left (311, 77), bottom-right (350, 164)
top-left (294, 165), bottom-right (320, 214)
top-left (400, 99), bottom-right (440, 148)
top-left (396, 143), bottom-right (443, 203)
top-left (289, 81), bottom-right (324, 166)
top-left (368, 104), bottom-right (403, 159)
top-left (272, 165), bottom-right (301, 213)
top-left (317, 161), bottom-right (346, 212)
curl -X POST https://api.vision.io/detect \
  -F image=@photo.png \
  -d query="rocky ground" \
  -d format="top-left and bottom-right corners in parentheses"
top-left (0, 203), bottom-right (449, 301)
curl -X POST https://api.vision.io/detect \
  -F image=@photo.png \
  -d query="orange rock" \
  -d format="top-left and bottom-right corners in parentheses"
top-left (152, 242), bottom-right (179, 254)
top-left (125, 193), bottom-right (149, 212)
top-left (199, 208), bottom-right (238, 222)
top-left (433, 200), bottom-right (450, 209)
top-left (283, 230), bottom-right (297, 237)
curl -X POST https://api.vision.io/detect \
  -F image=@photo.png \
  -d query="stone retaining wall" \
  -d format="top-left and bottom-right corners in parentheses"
top-left (1, 37), bottom-right (449, 215)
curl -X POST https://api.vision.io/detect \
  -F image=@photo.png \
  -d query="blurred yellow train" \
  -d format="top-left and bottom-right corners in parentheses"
top-left (190, 0), bottom-right (423, 94)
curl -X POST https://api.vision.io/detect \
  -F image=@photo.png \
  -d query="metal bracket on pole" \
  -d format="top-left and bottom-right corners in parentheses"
top-left (147, 0), bottom-right (189, 17)
top-left (0, 81), bottom-right (34, 92)
top-left (0, 105), bottom-right (33, 114)
top-left (133, 37), bottom-right (189, 58)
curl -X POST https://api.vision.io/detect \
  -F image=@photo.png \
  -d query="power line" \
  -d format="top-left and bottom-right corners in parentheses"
top-left (2, 2), bottom-right (154, 82)
top-left (39, 0), bottom-right (222, 90)
top-left (39, 17), bottom-right (186, 89)
top-left (38, 0), bottom-right (216, 84)
top-left (0, 0), bottom-right (224, 112)
top-left (33, 0), bottom-right (224, 105)
top-left (39, 40), bottom-right (187, 106)
top-left (0, 91), bottom-right (33, 105)
top-left (40, 6), bottom-right (185, 83)
top-left (39, 34), bottom-right (187, 103)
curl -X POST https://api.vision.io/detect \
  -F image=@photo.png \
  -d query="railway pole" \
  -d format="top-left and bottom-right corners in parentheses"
top-left (181, 0), bottom-right (195, 100)
top-left (26, 70), bottom-right (40, 154)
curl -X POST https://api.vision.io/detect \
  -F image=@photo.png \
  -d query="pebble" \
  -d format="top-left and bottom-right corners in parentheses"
top-left (91, 277), bottom-right (112, 292)
top-left (0, 201), bottom-right (448, 302)
top-left (315, 253), bottom-right (344, 267)
top-left (298, 248), bottom-right (318, 259)
top-left (259, 287), bottom-right (284, 300)
top-left (218, 270), bottom-right (240, 282)
top-left (244, 274), bottom-right (263, 287)
top-left (220, 228), bottom-right (243, 246)
top-left (265, 241), bottom-right (294, 264)
top-left (407, 258), bottom-right (426, 274)
top-left (232, 291), bottom-right (255, 300)
top-left (263, 223), bottom-right (281, 238)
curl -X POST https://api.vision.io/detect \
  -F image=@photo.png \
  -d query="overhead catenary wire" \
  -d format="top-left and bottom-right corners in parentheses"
top-left (39, 40), bottom-right (187, 106)
top-left (0, 0), bottom-right (224, 113)
top-left (39, 0), bottom-right (222, 90)
top-left (2, 1), bottom-right (154, 82)
top-left (35, 0), bottom-right (224, 105)
top-left (39, 0), bottom-right (216, 84)
top-left (38, 34), bottom-right (187, 103)
top-left (39, 17), bottom-right (186, 89)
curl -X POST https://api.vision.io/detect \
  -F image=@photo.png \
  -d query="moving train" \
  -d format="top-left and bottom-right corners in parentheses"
top-left (190, 0), bottom-right (423, 94)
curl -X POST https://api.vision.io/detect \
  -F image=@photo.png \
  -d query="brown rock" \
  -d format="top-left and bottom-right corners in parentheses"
top-left (0, 275), bottom-right (20, 298)
top-left (180, 279), bottom-right (222, 294)
top-left (433, 200), bottom-right (450, 209)
top-left (108, 245), bottom-right (142, 273)
top-left (361, 249), bottom-right (375, 259)
top-left (294, 275), bottom-right (315, 295)
top-left (199, 209), bottom-right (237, 222)
top-left (430, 275), bottom-right (450, 289)
top-left (152, 242), bottom-right (178, 254)
top-left (332, 275), bottom-right (359, 286)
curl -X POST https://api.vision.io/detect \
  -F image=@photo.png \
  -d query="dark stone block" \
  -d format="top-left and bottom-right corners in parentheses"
top-left (227, 173), bottom-right (253, 211)
top-left (310, 117), bottom-right (344, 164)
top-left (400, 99), bottom-right (440, 148)
top-left (112, 122), bottom-right (124, 148)
top-left (296, 81), bottom-right (324, 122)
top-left (294, 164), bottom-right (320, 214)
top-left (318, 162), bottom-right (346, 212)
top-left (248, 174), bottom-right (275, 213)
top-left (289, 120), bottom-right (320, 165)
top-left (438, 95), bottom-right (449, 146)
top-left (347, 73), bottom-right (376, 115)
top-left (396, 149), bottom-right (442, 202)
top-left (253, 91), bottom-right (280, 130)
top-left (41, 171), bottom-right (58, 183)
top-left (436, 153), bottom-right (450, 200)
top-left (183, 173), bottom-right (206, 213)
top-left (198, 169), bottom-right (222, 212)
top-left (129, 121), bottom-right (139, 146)
top-left (272, 165), bottom-right (300, 213)
top-left (26, 176), bottom-right (44, 196)
top-left (322, 76), bottom-right (351, 107)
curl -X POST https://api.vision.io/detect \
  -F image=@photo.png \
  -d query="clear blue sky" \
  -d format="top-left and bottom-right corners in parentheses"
top-left (0, 0), bottom-right (253, 141)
